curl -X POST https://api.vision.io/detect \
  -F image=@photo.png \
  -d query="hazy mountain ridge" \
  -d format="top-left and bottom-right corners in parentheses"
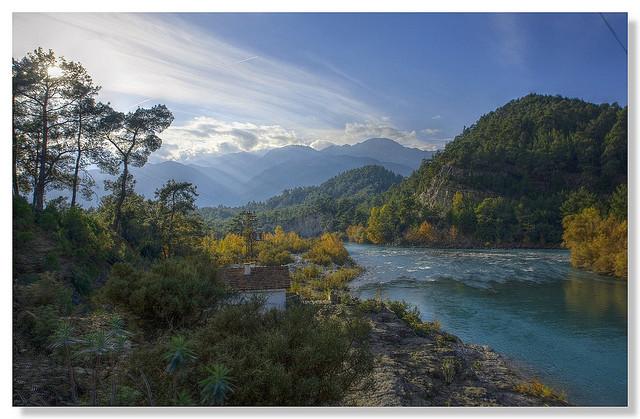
top-left (64, 138), bottom-right (432, 207)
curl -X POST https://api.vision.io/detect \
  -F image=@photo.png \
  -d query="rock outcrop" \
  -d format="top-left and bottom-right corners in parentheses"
top-left (342, 305), bottom-right (569, 407)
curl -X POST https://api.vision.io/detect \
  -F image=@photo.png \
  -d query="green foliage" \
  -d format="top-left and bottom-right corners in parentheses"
top-left (199, 165), bottom-right (402, 236)
top-left (257, 247), bottom-right (294, 266)
top-left (608, 184), bottom-right (627, 221)
top-left (362, 95), bottom-right (627, 248)
top-left (121, 301), bottom-right (372, 406)
top-left (21, 272), bottom-right (73, 314)
top-left (100, 257), bottom-right (226, 330)
top-left (199, 364), bottom-right (233, 406)
top-left (474, 197), bottom-right (518, 244)
top-left (441, 357), bottom-right (456, 385)
top-left (164, 335), bottom-right (197, 374)
top-left (191, 302), bottom-right (372, 406)
top-left (560, 187), bottom-right (599, 218)
top-left (385, 300), bottom-right (441, 336)
top-left (290, 265), bottom-right (361, 301)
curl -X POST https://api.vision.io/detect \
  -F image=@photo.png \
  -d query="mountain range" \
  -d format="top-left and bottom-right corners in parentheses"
top-left (71, 138), bottom-right (432, 207)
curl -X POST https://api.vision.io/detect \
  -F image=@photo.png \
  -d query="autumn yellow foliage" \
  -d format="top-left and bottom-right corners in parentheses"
top-left (404, 221), bottom-right (439, 244)
top-left (346, 225), bottom-right (368, 243)
top-left (260, 226), bottom-right (310, 253)
top-left (201, 233), bottom-right (245, 266)
top-left (562, 207), bottom-right (627, 278)
top-left (304, 233), bottom-right (351, 266)
top-left (514, 379), bottom-right (566, 402)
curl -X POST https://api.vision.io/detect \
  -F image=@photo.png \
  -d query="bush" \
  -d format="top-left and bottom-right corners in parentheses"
top-left (345, 225), bottom-right (368, 244)
top-left (257, 247), bottom-right (294, 266)
top-left (304, 233), bottom-right (351, 266)
top-left (514, 379), bottom-right (566, 402)
top-left (15, 273), bottom-right (73, 349)
top-left (100, 257), bottom-right (226, 330)
top-left (124, 302), bottom-right (373, 406)
top-left (290, 266), bottom-right (361, 301)
top-left (562, 207), bottom-right (627, 278)
top-left (58, 207), bottom-right (115, 264)
top-left (261, 226), bottom-right (311, 253)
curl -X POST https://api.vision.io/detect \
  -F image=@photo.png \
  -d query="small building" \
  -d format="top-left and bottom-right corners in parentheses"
top-left (220, 264), bottom-right (290, 311)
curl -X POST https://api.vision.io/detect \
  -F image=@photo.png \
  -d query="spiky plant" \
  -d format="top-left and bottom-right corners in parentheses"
top-left (49, 321), bottom-right (81, 403)
top-left (164, 335), bottom-right (197, 397)
top-left (174, 390), bottom-right (195, 406)
top-left (81, 330), bottom-right (112, 405)
top-left (107, 314), bottom-right (131, 405)
top-left (164, 335), bottom-right (197, 374)
top-left (199, 364), bottom-right (233, 406)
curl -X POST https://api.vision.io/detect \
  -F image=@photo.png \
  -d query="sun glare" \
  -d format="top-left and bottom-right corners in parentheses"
top-left (47, 65), bottom-right (63, 78)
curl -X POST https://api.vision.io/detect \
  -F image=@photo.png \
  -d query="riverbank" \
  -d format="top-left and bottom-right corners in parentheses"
top-left (287, 253), bottom-right (569, 407)
top-left (343, 242), bottom-right (627, 406)
top-left (324, 298), bottom-right (568, 407)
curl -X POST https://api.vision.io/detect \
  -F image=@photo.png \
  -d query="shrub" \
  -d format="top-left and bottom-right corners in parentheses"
top-left (122, 301), bottom-right (372, 406)
top-left (261, 226), bottom-right (311, 253)
top-left (304, 233), bottom-right (351, 266)
top-left (441, 357), bottom-right (456, 384)
top-left (404, 221), bottom-right (439, 245)
top-left (15, 273), bottom-right (73, 349)
top-left (360, 299), bottom-right (440, 337)
top-left (514, 379), bottom-right (566, 402)
top-left (346, 225), bottom-right (368, 244)
top-left (192, 303), bottom-right (372, 406)
top-left (100, 257), bottom-right (226, 330)
top-left (562, 207), bottom-right (627, 278)
top-left (257, 247), bottom-right (293, 266)
top-left (290, 266), bottom-right (361, 301)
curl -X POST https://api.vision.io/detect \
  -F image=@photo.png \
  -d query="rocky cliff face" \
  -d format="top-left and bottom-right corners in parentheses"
top-left (341, 305), bottom-right (568, 407)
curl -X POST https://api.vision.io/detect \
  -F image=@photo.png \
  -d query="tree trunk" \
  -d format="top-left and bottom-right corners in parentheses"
top-left (113, 161), bottom-right (128, 233)
top-left (35, 91), bottom-right (49, 212)
top-left (12, 93), bottom-right (19, 197)
top-left (71, 114), bottom-right (82, 208)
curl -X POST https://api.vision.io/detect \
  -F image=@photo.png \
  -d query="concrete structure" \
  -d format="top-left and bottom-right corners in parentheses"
top-left (220, 264), bottom-right (290, 311)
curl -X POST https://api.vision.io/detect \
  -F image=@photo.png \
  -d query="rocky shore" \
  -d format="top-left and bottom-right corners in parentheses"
top-left (339, 303), bottom-right (569, 407)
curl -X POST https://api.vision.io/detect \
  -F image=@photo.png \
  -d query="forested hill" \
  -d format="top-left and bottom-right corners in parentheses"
top-left (358, 94), bottom-right (627, 256)
top-left (424, 94), bottom-right (626, 197)
top-left (200, 165), bottom-right (403, 236)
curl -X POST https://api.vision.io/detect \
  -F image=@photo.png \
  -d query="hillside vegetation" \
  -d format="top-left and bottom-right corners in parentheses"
top-left (12, 48), bottom-right (373, 406)
top-left (350, 95), bottom-right (627, 277)
top-left (200, 165), bottom-right (403, 236)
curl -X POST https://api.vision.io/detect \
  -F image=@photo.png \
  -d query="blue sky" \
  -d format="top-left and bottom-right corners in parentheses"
top-left (13, 13), bottom-right (627, 161)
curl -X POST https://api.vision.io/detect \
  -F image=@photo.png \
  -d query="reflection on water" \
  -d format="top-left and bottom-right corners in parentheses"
top-left (346, 243), bottom-right (627, 406)
top-left (563, 272), bottom-right (627, 319)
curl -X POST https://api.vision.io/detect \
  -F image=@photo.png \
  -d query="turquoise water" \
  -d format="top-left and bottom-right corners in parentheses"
top-left (346, 243), bottom-right (628, 406)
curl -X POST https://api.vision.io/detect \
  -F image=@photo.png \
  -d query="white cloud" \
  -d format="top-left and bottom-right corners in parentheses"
top-left (13, 13), bottom-right (453, 160)
top-left (157, 117), bottom-right (299, 160)
top-left (12, 13), bottom-right (379, 128)
top-left (421, 128), bottom-right (442, 136)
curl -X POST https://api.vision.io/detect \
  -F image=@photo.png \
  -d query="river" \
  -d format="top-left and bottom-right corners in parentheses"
top-left (345, 243), bottom-right (628, 406)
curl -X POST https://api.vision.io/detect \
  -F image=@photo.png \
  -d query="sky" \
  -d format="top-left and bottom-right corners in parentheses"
top-left (12, 13), bottom-right (628, 162)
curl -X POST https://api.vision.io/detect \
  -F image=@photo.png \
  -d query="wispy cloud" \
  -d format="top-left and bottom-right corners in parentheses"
top-left (12, 13), bottom-right (380, 128)
top-left (491, 14), bottom-right (527, 67)
top-left (13, 13), bottom-right (451, 159)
